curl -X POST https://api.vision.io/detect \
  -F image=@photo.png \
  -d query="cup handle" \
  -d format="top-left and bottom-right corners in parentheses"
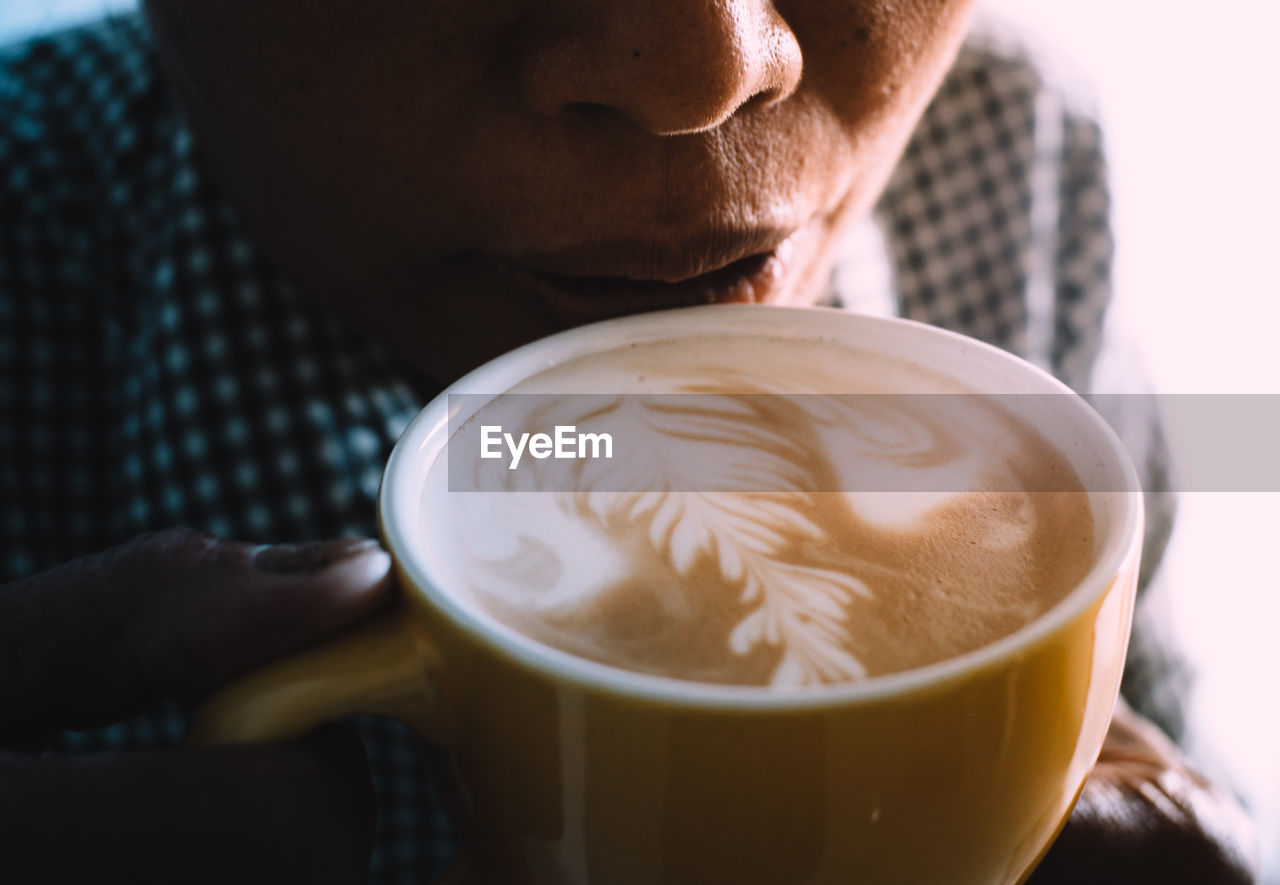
top-left (187, 607), bottom-right (442, 747)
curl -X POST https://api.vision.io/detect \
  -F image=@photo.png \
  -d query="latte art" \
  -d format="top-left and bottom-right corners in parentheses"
top-left (424, 335), bottom-right (1094, 687)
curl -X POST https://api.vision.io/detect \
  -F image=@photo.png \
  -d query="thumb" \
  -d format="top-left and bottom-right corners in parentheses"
top-left (1028, 700), bottom-right (1258, 885)
top-left (1, 528), bottom-right (393, 743)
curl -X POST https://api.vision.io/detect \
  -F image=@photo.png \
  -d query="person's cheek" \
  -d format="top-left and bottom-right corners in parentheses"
top-left (775, 3), bottom-right (977, 221)
top-left (782, 0), bottom-right (976, 124)
top-left (143, 0), bottom-right (519, 282)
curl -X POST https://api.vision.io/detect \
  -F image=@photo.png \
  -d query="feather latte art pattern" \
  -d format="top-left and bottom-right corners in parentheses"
top-left (425, 336), bottom-right (1095, 687)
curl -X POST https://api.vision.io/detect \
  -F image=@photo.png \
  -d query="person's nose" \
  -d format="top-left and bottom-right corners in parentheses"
top-left (520, 1), bottom-right (804, 136)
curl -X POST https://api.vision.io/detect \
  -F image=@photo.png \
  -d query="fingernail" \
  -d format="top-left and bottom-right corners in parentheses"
top-left (253, 538), bottom-right (383, 575)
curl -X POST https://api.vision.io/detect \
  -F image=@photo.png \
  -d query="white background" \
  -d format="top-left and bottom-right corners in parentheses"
top-left (4, 1), bottom-right (1279, 880)
top-left (978, 4), bottom-right (1280, 881)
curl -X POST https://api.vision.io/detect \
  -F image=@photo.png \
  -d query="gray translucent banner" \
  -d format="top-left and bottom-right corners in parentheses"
top-left (442, 393), bottom-right (1280, 493)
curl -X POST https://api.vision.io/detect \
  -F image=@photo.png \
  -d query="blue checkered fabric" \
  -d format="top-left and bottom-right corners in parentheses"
top-left (0, 12), bottom-right (1178, 883)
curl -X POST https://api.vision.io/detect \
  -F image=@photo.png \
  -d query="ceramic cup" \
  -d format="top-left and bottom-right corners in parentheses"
top-left (190, 305), bottom-right (1142, 885)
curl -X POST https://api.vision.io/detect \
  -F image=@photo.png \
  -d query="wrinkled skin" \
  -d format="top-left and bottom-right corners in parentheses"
top-left (0, 531), bottom-right (388, 883)
top-left (1030, 699), bottom-right (1257, 884)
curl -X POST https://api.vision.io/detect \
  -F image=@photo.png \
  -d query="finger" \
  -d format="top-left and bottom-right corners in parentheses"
top-left (1028, 700), bottom-right (1258, 885)
top-left (0, 725), bottom-right (376, 884)
top-left (0, 528), bottom-right (393, 741)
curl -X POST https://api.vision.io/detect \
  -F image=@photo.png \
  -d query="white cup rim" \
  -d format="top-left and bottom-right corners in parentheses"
top-left (379, 304), bottom-right (1143, 710)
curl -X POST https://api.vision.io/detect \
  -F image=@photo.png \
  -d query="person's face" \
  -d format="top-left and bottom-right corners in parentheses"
top-left (145, 0), bottom-right (975, 384)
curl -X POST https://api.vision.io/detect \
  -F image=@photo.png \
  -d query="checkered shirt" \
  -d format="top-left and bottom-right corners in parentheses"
top-left (0, 12), bottom-right (1178, 883)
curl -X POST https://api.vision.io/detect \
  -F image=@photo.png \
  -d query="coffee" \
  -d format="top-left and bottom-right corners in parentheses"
top-left (423, 334), bottom-right (1093, 687)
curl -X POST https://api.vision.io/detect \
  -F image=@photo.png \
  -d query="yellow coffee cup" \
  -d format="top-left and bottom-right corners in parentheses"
top-left (190, 305), bottom-right (1142, 885)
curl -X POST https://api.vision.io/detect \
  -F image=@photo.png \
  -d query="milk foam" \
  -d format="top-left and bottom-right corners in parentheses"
top-left (422, 334), bottom-right (1094, 687)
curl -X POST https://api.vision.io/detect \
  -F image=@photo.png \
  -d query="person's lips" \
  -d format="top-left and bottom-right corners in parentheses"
top-left (501, 229), bottom-right (801, 325)
top-left (514, 227), bottom-right (797, 282)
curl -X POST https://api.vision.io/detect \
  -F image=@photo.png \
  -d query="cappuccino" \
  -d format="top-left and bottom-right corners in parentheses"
top-left (423, 334), bottom-right (1093, 687)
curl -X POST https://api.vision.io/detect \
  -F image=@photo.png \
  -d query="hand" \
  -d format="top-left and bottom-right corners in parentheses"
top-left (1028, 698), bottom-right (1258, 885)
top-left (0, 528), bottom-right (393, 884)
